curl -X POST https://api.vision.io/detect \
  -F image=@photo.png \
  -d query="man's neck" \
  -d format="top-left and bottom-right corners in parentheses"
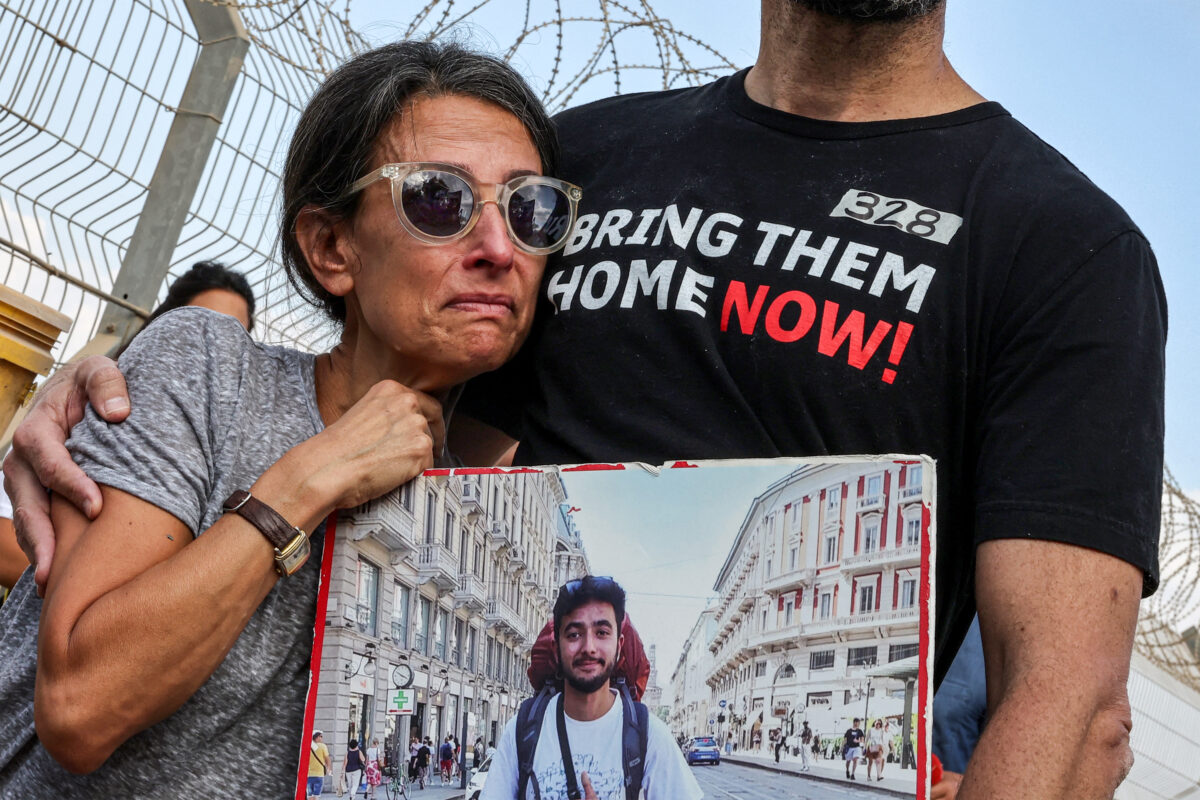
top-left (562, 683), bottom-right (617, 722)
top-left (745, 0), bottom-right (984, 121)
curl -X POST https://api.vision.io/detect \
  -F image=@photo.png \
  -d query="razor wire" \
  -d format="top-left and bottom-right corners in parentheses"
top-left (1136, 469), bottom-right (1200, 693)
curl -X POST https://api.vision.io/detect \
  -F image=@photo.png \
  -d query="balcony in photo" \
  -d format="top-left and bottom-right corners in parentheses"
top-left (417, 542), bottom-right (458, 592)
top-left (453, 573), bottom-right (487, 613)
top-left (764, 567), bottom-right (815, 595)
top-left (856, 493), bottom-right (883, 513)
top-left (460, 479), bottom-right (484, 517)
top-left (748, 626), bottom-right (802, 653)
top-left (804, 605), bottom-right (919, 637)
top-left (346, 493), bottom-right (416, 557)
top-left (488, 519), bottom-right (512, 550)
top-left (841, 542), bottom-right (921, 571)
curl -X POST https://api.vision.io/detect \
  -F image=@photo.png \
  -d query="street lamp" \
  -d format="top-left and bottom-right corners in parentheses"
top-left (344, 642), bottom-right (378, 681)
top-left (861, 657), bottom-right (877, 723)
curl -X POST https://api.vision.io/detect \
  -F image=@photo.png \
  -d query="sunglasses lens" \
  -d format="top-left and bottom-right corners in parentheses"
top-left (508, 183), bottom-right (572, 249)
top-left (400, 171), bottom-right (474, 237)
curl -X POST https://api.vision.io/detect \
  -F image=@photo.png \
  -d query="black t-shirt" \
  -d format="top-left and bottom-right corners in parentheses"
top-left (417, 745), bottom-right (431, 767)
top-left (844, 728), bottom-right (864, 749)
top-left (461, 69), bottom-right (1165, 682)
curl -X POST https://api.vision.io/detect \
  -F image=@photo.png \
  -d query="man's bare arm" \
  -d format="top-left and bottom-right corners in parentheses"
top-left (960, 538), bottom-right (1140, 800)
top-left (3, 355), bottom-right (129, 593)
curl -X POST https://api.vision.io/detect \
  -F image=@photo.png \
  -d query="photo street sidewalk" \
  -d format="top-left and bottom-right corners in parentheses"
top-left (722, 750), bottom-right (917, 798)
top-left (315, 778), bottom-right (466, 800)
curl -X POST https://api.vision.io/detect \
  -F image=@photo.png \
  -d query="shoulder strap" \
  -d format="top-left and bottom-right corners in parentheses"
top-left (557, 693), bottom-right (582, 800)
top-left (516, 683), bottom-right (557, 800)
top-left (615, 679), bottom-right (649, 800)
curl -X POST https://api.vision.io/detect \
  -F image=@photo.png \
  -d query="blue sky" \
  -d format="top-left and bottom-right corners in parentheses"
top-left (557, 461), bottom-right (803, 694)
top-left (349, 1), bottom-right (1200, 488)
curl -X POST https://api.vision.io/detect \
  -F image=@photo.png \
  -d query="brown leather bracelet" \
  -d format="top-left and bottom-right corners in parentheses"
top-left (222, 490), bottom-right (310, 576)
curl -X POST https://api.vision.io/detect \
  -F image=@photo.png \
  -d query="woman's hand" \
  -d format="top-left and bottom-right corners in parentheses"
top-left (304, 380), bottom-right (443, 509)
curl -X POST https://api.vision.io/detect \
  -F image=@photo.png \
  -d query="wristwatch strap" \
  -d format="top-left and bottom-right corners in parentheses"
top-left (222, 489), bottom-right (309, 575)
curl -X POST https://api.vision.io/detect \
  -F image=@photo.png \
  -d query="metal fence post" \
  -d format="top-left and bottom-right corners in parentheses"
top-left (94, 0), bottom-right (250, 351)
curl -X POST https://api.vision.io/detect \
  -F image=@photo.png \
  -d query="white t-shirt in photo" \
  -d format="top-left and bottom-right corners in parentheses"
top-left (481, 690), bottom-right (701, 800)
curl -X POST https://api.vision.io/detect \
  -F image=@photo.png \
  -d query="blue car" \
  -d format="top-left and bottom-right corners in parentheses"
top-left (685, 736), bottom-right (721, 766)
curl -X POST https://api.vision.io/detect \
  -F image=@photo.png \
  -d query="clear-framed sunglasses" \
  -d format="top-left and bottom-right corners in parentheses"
top-left (345, 162), bottom-right (582, 255)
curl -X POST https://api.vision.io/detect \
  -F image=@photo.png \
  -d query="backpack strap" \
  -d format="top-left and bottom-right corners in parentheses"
top-left (614, 678), bottom-right (650, 800)
top-left (516, 682), bottom-right (557, 800)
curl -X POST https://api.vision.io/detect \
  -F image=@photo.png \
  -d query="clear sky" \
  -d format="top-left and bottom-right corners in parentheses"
top-left (349, 0), bottom-right (1200, 489)
top-left (557, 461), bottom-right (804, 700)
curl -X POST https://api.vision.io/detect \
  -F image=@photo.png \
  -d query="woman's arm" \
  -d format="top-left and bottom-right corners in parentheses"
top-left (35, 379), bottom-right (439, 773)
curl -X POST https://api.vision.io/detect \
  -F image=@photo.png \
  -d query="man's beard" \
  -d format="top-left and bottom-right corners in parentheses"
top-left (562, 655), bottom-right (618, 694)
top-left (790, 0), bottom-right (943, 21)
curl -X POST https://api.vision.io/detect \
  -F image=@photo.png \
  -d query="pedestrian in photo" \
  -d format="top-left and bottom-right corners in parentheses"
top-left (843, 719), bottom-right (864, 781)
top-left (439, 735), bottom-right (454, 784)
top-left (866, 719), bottom-right (888, 781)
top-left (798, 722), bottom-right (812, 772)
top-left (364, 738), bottom-right (382, 798)
top-left (416, 738), bottom-right (432, 788)
top-left (774, 731), bottom-right (786, 764)
top-left (343, 738), bottom-right (365, 799)
top-left (308, 731), bottom-right (330, 800)
top-left (474, 735), bottom-right (485, 768)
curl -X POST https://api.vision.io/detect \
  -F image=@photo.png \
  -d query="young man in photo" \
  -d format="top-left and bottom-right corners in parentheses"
top-left (480, 576), bottom-right (700, 800)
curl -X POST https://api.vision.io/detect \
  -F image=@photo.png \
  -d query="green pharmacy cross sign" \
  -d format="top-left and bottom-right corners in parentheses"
top-left (387, 688), bottom-right (416, 715)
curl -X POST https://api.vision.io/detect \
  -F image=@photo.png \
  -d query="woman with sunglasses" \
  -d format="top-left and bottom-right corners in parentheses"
top-left (0, 41), bottom-right (578, 797)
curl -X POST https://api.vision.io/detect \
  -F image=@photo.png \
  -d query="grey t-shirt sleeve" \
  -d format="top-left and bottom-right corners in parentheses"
top-left (67, 308), bottom-right (251, 535)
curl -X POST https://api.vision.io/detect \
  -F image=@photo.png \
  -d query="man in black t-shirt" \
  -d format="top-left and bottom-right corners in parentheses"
top-left (843, 720), bottom-right (865, 780)
top-left (450, 4), bottom-right (1163, 799)
top-left (6, 3), bottom-right (1164, 800)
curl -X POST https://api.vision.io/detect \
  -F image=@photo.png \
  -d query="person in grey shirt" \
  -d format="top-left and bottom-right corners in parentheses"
top-left (0, 39), bottom-right (578, 797)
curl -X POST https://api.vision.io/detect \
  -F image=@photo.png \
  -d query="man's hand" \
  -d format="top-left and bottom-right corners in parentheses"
top-left (580, 771), bottom-right (598, 800)
top-left (931, 770), bottom-right (963, 800)
top-left (3, 355), bottom-right (129, 594)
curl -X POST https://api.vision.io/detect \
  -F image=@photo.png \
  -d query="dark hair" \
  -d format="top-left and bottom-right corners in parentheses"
top-left (349, 738), bottom-right (358, 749)
top-left (280, 40), bottom-right (559, 325)
top-left (146, 261), bottom-right (255, 330)
top-left (552, 575), bottom-right (626, 636)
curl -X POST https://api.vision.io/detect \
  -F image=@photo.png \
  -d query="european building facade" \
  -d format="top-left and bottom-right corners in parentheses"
top-left (313, 471), bottom-right (589, 766)
top-left (674, 460), bottom-right (928, 753)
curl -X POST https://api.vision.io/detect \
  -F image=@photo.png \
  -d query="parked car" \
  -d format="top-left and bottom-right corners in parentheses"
top-left (465, 754), bottom-right (492, 800)
top-left (684, 736), bottom-right (721, 766)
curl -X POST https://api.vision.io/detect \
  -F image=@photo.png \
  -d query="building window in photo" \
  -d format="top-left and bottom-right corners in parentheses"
top-left (391, 583), bottom-right (410, 646)
top-left (356, 559), bottom-right (380, 636)
top-left (857, 583), bottom-right (875, 615)
top-left (848, 645), bottom-right (878, 667)
top-left (809, 650), bottom-right (835, 671)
